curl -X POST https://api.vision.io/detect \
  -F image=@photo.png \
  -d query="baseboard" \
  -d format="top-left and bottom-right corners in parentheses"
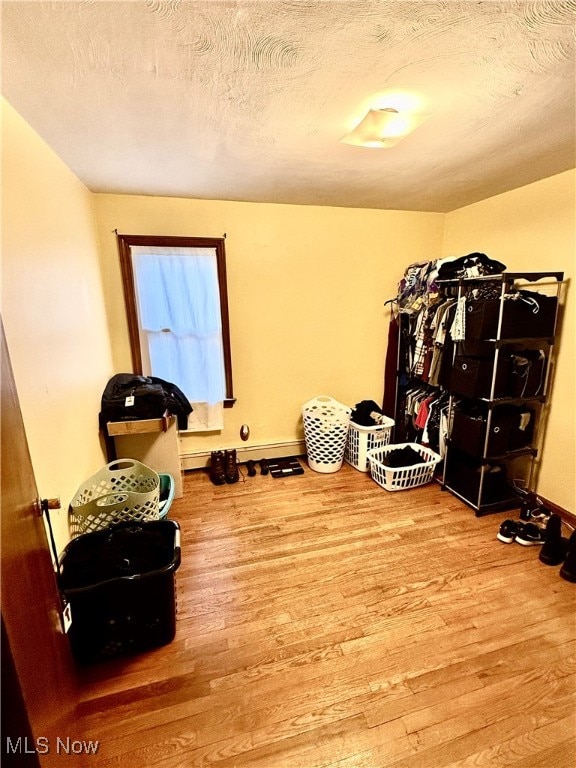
top-left (180, 439), bottom-right (306, 471)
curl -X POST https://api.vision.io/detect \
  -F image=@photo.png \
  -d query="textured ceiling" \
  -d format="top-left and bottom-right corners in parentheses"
top-left (2, 0), bottom-right (575, 212)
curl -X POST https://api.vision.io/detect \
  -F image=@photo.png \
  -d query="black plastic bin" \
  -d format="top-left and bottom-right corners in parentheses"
top-left (59, 519), bottom-right (181, 664)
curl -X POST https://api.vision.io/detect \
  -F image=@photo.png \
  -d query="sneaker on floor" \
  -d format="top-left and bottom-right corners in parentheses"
top-left (497, 519), bottom-right (523, 544)
top-left (515, 522), bottom-right (545, 546)
top-left (530, 506), bottom-right (551, 523)
top-left (519, 493), bottom-right (549, 522)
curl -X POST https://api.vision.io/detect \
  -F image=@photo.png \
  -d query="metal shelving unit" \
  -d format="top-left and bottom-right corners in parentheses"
top-left (439, 271), bottom-right (564, 516)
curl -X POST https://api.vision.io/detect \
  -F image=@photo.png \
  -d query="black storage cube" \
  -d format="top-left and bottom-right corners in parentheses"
top-left (59, 520), bottom-right (181, 664)
top-left (451, 404), bottom-right (511, 457)
top-left (445, 450), bottom-right (510, 506)
top-left (465, 294), bottom-right (557, 340)
top-left (451, 403), bottom-right (535, 458)
top-left (450, 356), bottom-right (511, 399)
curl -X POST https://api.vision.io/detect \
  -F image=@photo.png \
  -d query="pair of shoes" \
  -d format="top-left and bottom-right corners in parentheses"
top-left (245, 459), bottom-right (269, 477)
top-left (209, 449), bottom-right (239, 485)
top-left (497, 519), bottom-right (545, 546)
top-left (540, 515), bottom-right (576, 582)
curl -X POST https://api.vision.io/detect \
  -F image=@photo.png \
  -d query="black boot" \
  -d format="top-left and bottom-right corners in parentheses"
top-left (246, 460), bottom-right (257, 477)
top-left (225, 449), bottom-right (239, 484)
top-left (560, 529), bottom-right (576, 582)
top-left (539, 514), bottom-right (569, 566)
top-left (209, 450), bottom-right (226, 485)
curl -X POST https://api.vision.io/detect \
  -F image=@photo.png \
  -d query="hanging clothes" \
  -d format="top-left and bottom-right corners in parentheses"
top-left (385, 253), bottom-right (507, 454)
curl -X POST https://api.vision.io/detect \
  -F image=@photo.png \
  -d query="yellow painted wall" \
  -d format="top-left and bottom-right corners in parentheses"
top-left (93, 194), bottom-right (444, 458)
top-left (1, 99), bottom-right (115, 552)
top-left (443, 171), bottom-right (576, 513)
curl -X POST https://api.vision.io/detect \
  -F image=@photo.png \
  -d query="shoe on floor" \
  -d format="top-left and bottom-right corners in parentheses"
top-left (539, 514), bottom-right (570, 566)
top-left (497, 519), bottom-right (522, 544)
top-left (519, 492), bottom-right (549, 522)
top-left (515, 522), bottom-right (545, 546)
top-left (259, 459), bottom-right (269, 476)
top-left (209, 450), bottom-right (226, 485)
top-left (530, 505), bottom-right (551, 523)
top-left (246, 459), bottom-right (257, 477)
top-left (225, 449), bottom-right (239, 484)
top-left (560, 529), bottom-right (576, 583)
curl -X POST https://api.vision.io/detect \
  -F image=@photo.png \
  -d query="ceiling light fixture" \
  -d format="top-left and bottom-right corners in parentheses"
top-left (340, 107), bottom-right (430, 148)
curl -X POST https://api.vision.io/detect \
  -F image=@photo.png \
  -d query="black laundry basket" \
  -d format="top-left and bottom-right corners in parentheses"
top-left (58, 519), bottom-right (181, 664)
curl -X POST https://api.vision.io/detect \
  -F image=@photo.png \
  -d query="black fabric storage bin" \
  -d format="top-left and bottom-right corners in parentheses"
top-left (59, 519), bottom-right (181, 664)
top-left (451, 403), bottom-right (534, 458)
top-left (450, 356), bottom-right (511, 399)
top-left (451, 405), bottom-right (510, 457)
top-left (445, 450), bottom-right (510, 506)
top-left (465, 294), bottom-right (557, 340)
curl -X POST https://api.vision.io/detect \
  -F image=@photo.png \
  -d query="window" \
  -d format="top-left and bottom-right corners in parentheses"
top-left (117, 234), bottom-right (234, 408)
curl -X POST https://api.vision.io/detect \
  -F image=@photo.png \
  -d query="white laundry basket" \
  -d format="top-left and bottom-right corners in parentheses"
top-left (367, 443), bottom-right (441, 491)
top-left (302, 396), bottom-right (352, 473)
top-left (344, 417), bottom-right (395, 472)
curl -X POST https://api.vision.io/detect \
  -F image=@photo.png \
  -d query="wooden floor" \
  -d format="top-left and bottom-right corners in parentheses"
top-left (77, 461), bottom-right (576, 767)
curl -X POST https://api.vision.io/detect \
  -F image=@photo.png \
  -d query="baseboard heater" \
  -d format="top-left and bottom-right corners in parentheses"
top-left (179, 439), bottom-right (306, 471)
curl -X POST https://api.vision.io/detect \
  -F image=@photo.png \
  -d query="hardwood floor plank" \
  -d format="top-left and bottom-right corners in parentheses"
top-left (379, 694), bottom-right (576, 768)
top-left (441, 714), bottom-right (576, 767)
top-left (364, 673), bottom-right (485, 729)
top-left (406, 638), bottom-right (576, 694)
top-left (77, 464), bottom-right (576, 768)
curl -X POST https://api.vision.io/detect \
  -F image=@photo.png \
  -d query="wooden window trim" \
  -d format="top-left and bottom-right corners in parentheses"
top-left (116, 233), bottom-right (235, 407)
